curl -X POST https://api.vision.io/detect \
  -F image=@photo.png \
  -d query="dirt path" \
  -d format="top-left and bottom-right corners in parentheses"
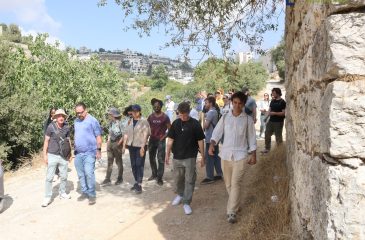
top-left (0, 145), bottom-right (266, 240)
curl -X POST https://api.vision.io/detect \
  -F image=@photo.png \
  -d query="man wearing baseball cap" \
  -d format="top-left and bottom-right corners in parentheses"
top-left (42, 109), bottom-right (72, 207)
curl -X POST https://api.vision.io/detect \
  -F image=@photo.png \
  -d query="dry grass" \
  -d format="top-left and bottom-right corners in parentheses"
top-left (235, 144), bottom-right (292, 240)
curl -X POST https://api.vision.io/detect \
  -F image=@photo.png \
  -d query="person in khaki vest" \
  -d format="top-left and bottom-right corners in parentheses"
top-left (101, 108), bottom-right (124, 186)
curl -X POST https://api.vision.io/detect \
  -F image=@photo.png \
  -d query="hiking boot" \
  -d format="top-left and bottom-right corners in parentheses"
top-left (147, 175), bottom-right (157, 181)
top-left (88, 197), bottom-right (96, 205)
top-left (59, 193), bottom-right (71, 199)
top-left (213, 176), bottom-right (223, 181)
top-left (115, 178), bottom-right (123, 185)
top-left (135, 185), bottom-right (142, 194)
top-left (183, 204), bottom-right (192, 215)
top-left (172, 195), bottom-right (183, 206)
top-left (227, 213), bottom-right (237, 224)
top-left (77, 194), bottom-right (88, 201)
top-left (157, 178), bottom-right (163, 186)
top-left (130, 183), bottom-right (137, 191)
top-left (41, 197), bottom-right (51, 207)
top-left (201, 178), bottom-right (215, 185)
top-left (101, 179), bottom-right (111, 186)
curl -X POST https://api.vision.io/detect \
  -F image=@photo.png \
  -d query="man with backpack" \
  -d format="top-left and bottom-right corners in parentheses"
top-left (201, 96), bottom-right (223, 185)
top-left (101, 108), bottom-right (124, 186)
top-left (42, 109), bottom-right (72, 207)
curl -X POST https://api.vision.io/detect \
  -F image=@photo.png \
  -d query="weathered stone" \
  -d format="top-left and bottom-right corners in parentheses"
top-left (321, 79), bottom-right (365, 159)
top-left (286, 2), bottom-right (365, 240)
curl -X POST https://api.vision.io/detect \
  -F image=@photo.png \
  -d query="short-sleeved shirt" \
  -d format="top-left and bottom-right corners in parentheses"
top-left (147, 113), bottom-right (170, 141)
top-left (45, 122), bottom-right (70, 156)
top-left (74, 114), bottom-right (102, 155)
top-left (269, 99), bottom-right (286, 122)
top-left (205, 108), bottom-right (218, 142)
top-left (244, 96), bottom-right (257, 117)
top-left (167, 118), bottom-right (205, 160)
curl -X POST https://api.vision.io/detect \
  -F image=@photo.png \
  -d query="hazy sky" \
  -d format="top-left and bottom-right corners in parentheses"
top-left (0, 0), bottom-right (285, 63)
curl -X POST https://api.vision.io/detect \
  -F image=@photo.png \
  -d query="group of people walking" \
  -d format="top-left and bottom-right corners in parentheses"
top-left (38, 86), bottom-right (285, 225)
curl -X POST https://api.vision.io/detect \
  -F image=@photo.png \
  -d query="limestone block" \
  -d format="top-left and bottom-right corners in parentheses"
top-left (313, 13), bottom-right (365, 80)
top-left (290, 149), bottom-right (365, 239)
top-left (321, 79), bottom-right (365, 158)
top-left (328, 0), bottom-right (365, 14)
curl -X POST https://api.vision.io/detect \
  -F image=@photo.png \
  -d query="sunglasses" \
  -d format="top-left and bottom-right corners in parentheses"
top-left (76, 110), bottom-right (85, 115)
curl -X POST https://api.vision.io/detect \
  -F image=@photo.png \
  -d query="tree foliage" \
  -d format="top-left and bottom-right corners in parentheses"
top-left (151, 64), bottom-right (168, 90)
top-left (193, 58), bottom-right (267, 95)
top-left (0, 23), bottom-right (22, 43)
top-left (271, 39), bottom-right (285, 80)
top-left (0, 34), bottom-right (129, 169)
top-left (98, 0), bottom-right (283, 56)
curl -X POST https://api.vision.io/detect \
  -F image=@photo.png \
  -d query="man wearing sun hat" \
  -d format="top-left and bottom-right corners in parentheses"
top-left (101, 107), bottom-right (124, 186)
top-left (42, 109), bottom-right (72, 207)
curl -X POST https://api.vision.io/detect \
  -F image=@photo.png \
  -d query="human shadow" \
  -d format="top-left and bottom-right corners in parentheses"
top-left (51, 180), bottom-right (75, 201)
top-left (0, 194), bottom-right (14, 213)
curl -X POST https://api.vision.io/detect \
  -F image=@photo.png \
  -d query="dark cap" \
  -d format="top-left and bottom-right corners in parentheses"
top-left (131, 104), bottom-right (142, 112)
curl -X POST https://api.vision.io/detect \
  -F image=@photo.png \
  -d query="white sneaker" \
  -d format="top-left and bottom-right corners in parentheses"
top-left (41, 197), bottom-right (51, 207)
top-left (59, 193), bottom-right (71, 199)
top-left (171, 195), bottom-right (183, 206)
top-left (183, 204), bottom-right (192, 215)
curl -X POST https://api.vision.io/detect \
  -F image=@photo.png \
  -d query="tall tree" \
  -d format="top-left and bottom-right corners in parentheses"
top-left (271, 39), bottom-right (285, 80)
top-left (151, 64), bottom-right (169, 90)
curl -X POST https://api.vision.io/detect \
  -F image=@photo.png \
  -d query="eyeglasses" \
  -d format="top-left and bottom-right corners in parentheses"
top-left (76, 110), bottom-right (84, 115)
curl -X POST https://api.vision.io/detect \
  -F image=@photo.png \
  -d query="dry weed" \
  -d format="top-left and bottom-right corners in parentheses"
top-left (236, 144), bottom-right (292, 240)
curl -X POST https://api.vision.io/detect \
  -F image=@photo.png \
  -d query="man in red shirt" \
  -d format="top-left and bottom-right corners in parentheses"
top-left (147, 98), bottom-right (171, 185)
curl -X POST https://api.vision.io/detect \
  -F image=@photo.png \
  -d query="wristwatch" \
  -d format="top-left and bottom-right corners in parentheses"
top-left (97, 148), bottom-right (102, 151)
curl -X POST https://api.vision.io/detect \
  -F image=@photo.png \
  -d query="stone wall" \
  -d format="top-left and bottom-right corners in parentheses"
top-left (285, 1), bottom-right (365, 239)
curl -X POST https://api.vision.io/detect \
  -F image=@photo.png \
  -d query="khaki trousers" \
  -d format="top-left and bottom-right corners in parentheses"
top-left (222, 158), bottom-right (247, 215)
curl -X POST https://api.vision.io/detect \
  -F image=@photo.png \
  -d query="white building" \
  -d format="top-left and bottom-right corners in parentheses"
top-left (236, 52), bottom-right (253, 64)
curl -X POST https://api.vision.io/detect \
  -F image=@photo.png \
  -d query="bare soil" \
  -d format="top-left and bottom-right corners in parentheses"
top-left (0, 144), bottom-right (265, 240)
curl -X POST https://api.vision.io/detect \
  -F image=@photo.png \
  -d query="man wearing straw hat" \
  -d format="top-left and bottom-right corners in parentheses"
top-left (42, 109), bottom-right (72, 207)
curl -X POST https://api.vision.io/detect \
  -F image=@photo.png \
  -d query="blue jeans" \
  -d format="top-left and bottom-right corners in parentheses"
top-left (74, 153), bottom-right (96, 197)
top-left (45, 154), bottom-right (68, 198)
top-left (166, 110), bottom-right (174, 123)
top-left (205, 143), bottom-right (223, 179)
top-left (128, 146), bottom-right (146, 184)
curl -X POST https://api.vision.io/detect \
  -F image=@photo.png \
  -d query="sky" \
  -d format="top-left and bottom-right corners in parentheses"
top-left (0, 0), bottom-right (285, 64)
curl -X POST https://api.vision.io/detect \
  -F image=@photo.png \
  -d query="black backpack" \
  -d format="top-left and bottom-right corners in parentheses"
top-left (51, 123), bottom-right (71, 159)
